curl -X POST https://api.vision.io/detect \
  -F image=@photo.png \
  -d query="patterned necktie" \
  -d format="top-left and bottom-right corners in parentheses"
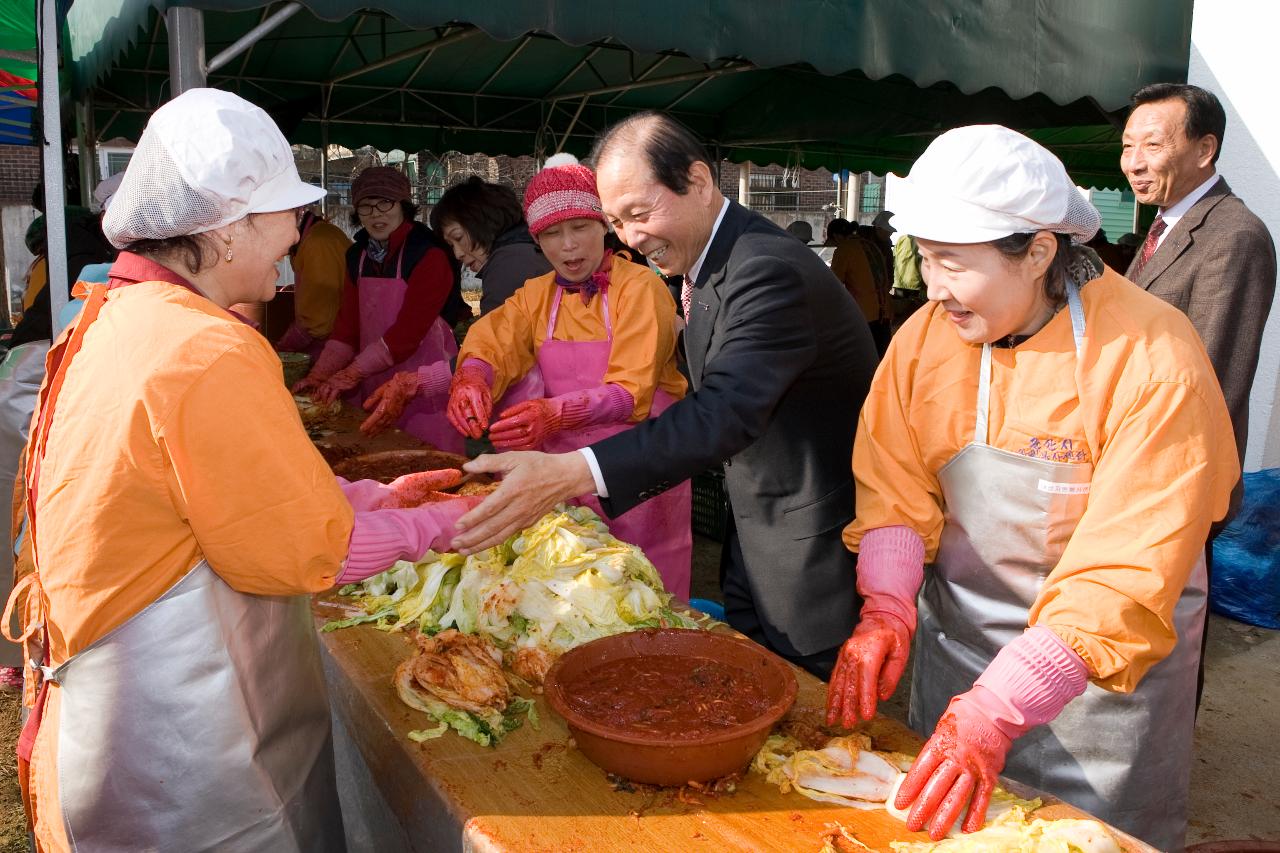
top-left (680, 276), bottom-right (693, 321)
top-left (1133, 215), bottom-right (1167, 277)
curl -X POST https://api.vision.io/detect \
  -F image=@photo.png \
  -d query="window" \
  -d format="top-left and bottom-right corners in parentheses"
top-left (860, 180), bottom-right (884, 215)
top-left (105, 151), bottom-right (132, 176)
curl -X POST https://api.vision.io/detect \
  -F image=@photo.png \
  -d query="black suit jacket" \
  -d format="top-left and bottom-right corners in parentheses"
top-left (1126, 178), bottom-right (1276, 522)
top-left (592, 202), bottom-right (878, 655)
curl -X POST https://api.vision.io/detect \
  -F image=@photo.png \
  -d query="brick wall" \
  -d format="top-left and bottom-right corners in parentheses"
top-left (0, 144), bottom-right (41, 204)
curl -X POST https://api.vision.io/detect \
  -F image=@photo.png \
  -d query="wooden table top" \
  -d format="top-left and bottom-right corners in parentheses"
top-left (313, 594), bottom-right (1155, 853)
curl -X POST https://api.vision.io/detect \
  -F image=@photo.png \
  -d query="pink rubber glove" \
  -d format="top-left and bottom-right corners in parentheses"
top-left (337, 477), bottom-right (395, 511)
top-left (896, 696), bottom-right (1013, 839)
top-left (894, 627), bottom-right (1089, 838)
top-left (337, 470), bottom-right (467, 512)
top-left (446, 359), bottom-right (494, 439)
top-left (360, 361), bottom-right (452, 437)
top-left (826, 526), bottom-right (925, 726)
top-left (339, 498), bottom-right (481, 583)
top-left (275, 322), bottom-right (316, 354)
top-left (292, 339), bottom-right (353, 394)
top-left (315, 340), bottom-right (395, 404)
top-left (489, 384), bottom-right (633, 451)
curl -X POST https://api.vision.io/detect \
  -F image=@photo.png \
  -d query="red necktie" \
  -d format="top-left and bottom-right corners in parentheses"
top-left (1133, 215), bottom-right (1167, 277)
top-left (681, 277), bottom-right (693, 321)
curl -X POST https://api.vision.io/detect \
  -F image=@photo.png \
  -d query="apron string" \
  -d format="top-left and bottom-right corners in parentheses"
top-left (976, 280), bottom-right (1088, 446)
top-left (544, 286), bottom-right (614, 343)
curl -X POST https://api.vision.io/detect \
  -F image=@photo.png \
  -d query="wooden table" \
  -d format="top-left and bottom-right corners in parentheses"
top-left (312, 413), bottom-right (1155, 852)
top-left (314, 599), bottom-right (1156, 853)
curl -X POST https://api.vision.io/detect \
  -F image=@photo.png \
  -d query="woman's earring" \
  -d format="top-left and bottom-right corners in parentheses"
top-left (223, 237), bottom-right (234, 263)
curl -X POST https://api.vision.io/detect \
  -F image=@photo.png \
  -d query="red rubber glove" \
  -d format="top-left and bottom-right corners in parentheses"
top-left (313, 364), bottom-right (363, 404)
top-left (361, 372), bottom-right (420, 436)
top-left (292, 339), bottom-right (353, 395)
top-left (446, 361), bottom-right (494, 439)
top-left (488, 398), bottom-right (564, 450)
top-left (337, 470), bottom-right (465, 510)
top-left (826, 611), bottom-right (913, 728)
top-left (894, 696), bottom-right (1013, 840)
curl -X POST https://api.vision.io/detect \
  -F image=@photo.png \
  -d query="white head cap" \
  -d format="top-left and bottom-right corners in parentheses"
top-left (103, 88), bottom-right (324, 248)
top-left (92, 172), bottom-right (125, 213)
top-left (885, 125), bottom-right (1100, 245)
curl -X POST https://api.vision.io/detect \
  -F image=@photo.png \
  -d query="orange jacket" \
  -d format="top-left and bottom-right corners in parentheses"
top-left (457, 254), bottom-right (686, 420)
top-left (845, 268), bottom-right (1237, 692)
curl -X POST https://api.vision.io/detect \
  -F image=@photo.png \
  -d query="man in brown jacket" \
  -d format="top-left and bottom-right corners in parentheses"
top-left (1122, 82), bottom-right (1275, 525)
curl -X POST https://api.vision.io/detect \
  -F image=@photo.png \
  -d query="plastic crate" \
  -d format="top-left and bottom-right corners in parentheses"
top-left (691, 467), bottom-right (729, 541)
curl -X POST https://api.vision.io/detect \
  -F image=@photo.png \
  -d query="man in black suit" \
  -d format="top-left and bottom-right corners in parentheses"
top-left (453, 112), bottom-right (878, 676)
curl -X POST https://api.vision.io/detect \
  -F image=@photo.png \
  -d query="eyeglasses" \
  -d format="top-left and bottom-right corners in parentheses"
top-left (356, 198), bottom-right (397, 216)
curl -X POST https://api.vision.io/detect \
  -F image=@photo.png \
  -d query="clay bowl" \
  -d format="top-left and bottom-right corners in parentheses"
top-left (544, 628), bottom-right (797, 786)
top-left (331, 449), bottom-right (475, 484)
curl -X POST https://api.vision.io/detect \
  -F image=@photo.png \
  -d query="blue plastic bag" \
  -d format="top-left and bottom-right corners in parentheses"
top-left (1210, 469), bottom-right (1280, 629)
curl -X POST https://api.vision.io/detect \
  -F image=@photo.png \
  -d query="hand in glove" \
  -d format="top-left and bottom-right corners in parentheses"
top-left (361, 361), bottom-right (453, 437)
top-left (826, 611), bottom-right (913, 727)
top-left (488, 398), bottom-right (563, 450)
top-left (313, 364), bottom-right (363, 404)
top-left (894, 626), bottom-right (1089, 838)
top-left (314, 341), bottom-right (395, 404)
top-left (337, 469), bottom-right (464, 511)
top-left (291, 339), bottom-right (353, 395)
top-left (339, 496), bottom-right (484, 584)
top-left (824, 525), bottom-right (926, 727)
top-left (446, 361), bottom-right (494, 439)
top-left (895, 696), bottom-right (1013, 839)
top-left (489, 384), bottom-right (634, 451)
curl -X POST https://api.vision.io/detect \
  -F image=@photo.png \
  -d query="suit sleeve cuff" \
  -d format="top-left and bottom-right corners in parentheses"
top-left (578, 447), bottom-right (609, 498)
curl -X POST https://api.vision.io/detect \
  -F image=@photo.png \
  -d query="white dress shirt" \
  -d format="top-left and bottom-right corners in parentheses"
top-left (1156, 172), bottom-right (1219, 250)
top-left (578, 196), bottom-right (732, 497)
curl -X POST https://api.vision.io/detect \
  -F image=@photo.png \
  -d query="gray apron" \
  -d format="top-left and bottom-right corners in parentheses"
top-left (908, 281), bottom-right (1205, 852)
top-left (40, 560), bottom-right (346, 852)
top-left (0, 341), bottom-right (48, 667)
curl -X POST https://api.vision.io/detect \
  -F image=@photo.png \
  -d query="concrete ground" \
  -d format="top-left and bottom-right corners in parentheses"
top-left (689, 532), bottom-right (1280, 847)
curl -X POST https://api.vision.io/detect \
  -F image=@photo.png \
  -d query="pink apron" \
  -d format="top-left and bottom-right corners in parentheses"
top-left (356, 248), bottom-right (463, 453)
top-left (536, 287), bottom-right (692, 599)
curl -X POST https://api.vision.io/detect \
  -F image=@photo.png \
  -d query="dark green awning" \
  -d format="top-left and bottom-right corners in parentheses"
top-left (67, 0), bottom-right (1192, 187)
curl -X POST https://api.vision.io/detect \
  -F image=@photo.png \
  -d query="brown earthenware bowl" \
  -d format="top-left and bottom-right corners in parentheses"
top-left (544, 628), bottom-right (797, 786)
top-left (331, 449), bottom-right (473, 483)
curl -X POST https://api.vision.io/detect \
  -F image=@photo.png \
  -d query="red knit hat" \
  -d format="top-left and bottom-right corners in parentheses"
top-left (352, 166), bottom-right (412, 205)
top-left (523, 154), bottom-right (607, 236)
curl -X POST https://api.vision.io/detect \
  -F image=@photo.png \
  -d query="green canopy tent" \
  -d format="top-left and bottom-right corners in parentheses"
top-left (0, 0), bottom-right (39, 145)
top-left (64, 0), bottom-right (1192, 187)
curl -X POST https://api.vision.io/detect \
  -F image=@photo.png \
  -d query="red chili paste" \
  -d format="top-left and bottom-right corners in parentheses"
top-left (562, 655), bottom-right (769, 739)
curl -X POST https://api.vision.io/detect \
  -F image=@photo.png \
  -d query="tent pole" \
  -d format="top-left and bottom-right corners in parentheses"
top-left (167, 8), bottom-right (207, 94)
top-left (207, 3), bottom-right (301, 75)
top-left (76, 94), bottom-right (97, 207)
top-left (39, 0), bottom-right (69, 337)
top-left (320, 121), bottom-right (329, 215)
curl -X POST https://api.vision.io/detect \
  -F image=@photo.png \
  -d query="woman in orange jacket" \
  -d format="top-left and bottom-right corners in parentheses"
top-left (5, 89), bottom-right (472, 852)
top-left (825, 126), bottom-right (1237, 849)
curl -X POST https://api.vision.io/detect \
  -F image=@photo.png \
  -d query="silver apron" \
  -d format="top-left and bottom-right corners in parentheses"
top-left (42, 560), bottom-right (345, 852)
top-left (907, 282), bottom-right (1205, 852)
top-left (0, 341), bottom-right (48, 667)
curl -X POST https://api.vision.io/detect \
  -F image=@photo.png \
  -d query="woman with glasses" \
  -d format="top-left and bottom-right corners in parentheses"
top-left (293, 166), bottom-right (467, 452)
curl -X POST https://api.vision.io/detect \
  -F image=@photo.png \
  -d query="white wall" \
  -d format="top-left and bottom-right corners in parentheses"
top-left (1189, 1), bottom-right (1280, 471)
